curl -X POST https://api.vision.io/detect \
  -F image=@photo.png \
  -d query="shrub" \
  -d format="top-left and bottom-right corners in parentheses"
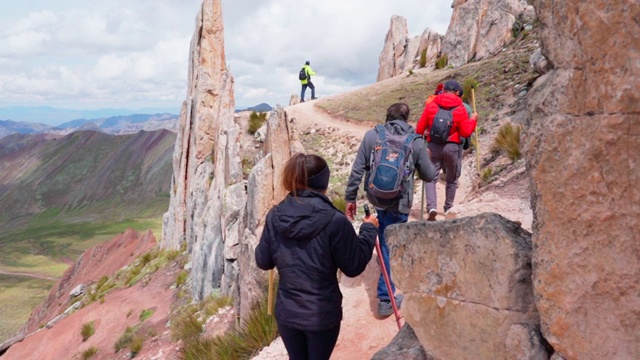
top-left (139, 309), bottom-right (154, 322)
top-left (481, 167), bottom-right (494, 183)
top-left (81, 321), bottom-right (95, 342)
top-left (331, 197), bottom-right (346, 213)
top-left (129, 335), bottom-right (144, 356)
top-left (248, 111), bottom-right (267, 135)
top-left (114, 326), bottom-right (135, 353)
top-left (203, 294), bottom-right (233, 318)
top-left (419, 47), bottom-right (428, 68)
top-left (407, 69), bottom-right (414, 76)
top-left (176, 269), bottom-right (189, 287)
top-left (435, 53), bottom-right (448, 69)
top-left (491, 123), bottom-right (522, 162)
top-left (462, 77), bottom-right (479, 104)
top-left (180, 298), bottom-right (278, 359)
top-left (171, 311), bottom-right (203, 342)
top-left (81, 347), bottom-right (98, 360)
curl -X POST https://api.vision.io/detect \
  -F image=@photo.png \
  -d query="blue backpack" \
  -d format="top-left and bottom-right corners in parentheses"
top-left (367, 125), bottom-right (416, 200)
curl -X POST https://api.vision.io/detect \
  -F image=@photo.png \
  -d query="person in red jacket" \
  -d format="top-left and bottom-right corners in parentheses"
top-left (415, 80), bottom-right (477, 220)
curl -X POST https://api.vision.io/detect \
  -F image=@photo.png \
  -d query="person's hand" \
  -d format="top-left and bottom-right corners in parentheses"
top-left (471, 112), bottom-right (479, 121)
top-left (363, 214), bottom-right (379, 228)
top-left (345, 202), bottom-right (357, 221)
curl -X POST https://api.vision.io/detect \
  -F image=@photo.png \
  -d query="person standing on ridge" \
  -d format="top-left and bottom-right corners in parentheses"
top-left (256, 153), bottom-right (378, 360)
top-left (300, 60), bottom-right (317, 102)
top-left (345, 103), bottom-right (436, 317)
top-left (415, 80), bottom-right (477, 221)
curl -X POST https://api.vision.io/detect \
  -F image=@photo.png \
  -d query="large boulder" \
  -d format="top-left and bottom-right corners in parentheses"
top-left (388, 213), bottom-right (548, 360)
top-left (524, 0), bottom-right (640, 358)
top-left (442, 0), bottom-right (527, 68)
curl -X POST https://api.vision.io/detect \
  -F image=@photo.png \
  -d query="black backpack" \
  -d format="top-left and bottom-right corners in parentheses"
top-left (429, 105), bottom-right (457, 144)
top-left (298, 67), bottom-right (308, 81)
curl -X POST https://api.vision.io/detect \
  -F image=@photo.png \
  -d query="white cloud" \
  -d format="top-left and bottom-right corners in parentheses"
top-left (0, 0), bottom-right (452, 115)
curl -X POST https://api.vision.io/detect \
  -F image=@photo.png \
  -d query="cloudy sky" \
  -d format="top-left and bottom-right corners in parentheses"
top-left (0, 0), bottom-right (452, 116)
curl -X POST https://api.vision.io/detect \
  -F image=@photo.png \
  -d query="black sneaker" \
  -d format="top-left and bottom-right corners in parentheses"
top-left (427, 209), bottom-right (437, 221)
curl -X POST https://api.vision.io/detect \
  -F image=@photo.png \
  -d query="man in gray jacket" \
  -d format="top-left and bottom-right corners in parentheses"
top-left (345, 102), bottom-right (436, 316)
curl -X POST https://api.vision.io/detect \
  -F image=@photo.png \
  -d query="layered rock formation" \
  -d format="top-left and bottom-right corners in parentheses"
top-left (524, 0), bottom-right (640, 359)
top-left (377, 16), bottom-right (443, 81)
top-left (387, 213), bottom-right (548, 359)
top-left (161, 0), bottom-right (299, 318)
top-left (442, 0), bottom-right (533, 68)
top-left (161, 0), bottom-right (240, 301)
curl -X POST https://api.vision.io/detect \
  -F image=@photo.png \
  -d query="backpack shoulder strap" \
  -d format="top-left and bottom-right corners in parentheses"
top-left (374, 124), bottom-right (387, 141)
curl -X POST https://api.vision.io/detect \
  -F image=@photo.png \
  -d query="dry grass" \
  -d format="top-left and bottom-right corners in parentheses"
top-left (490, 123), bottom-right (522, 162)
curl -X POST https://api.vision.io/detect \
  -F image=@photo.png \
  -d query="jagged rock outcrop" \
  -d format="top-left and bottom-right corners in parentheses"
top-left (529, 48), bottom-right (551, 75)
top-left (377, 15), bottom-right (409, 81)
top-left (377, 16), bottom-right (443, 81)
top-left (388, 213), bottom-right (548, 360)
top-left (161, 0), bottom-right (242, 301)
top-left (524, 0), bottom-right (640, 359)
top-left (442, 0), bottom-right (529, 68)
top-left (372, 324), bottom-right (431, 360)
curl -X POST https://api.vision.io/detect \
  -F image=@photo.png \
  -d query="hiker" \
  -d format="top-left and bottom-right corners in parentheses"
top-left (300, 60), bottom-right (317, 102)
top-left (425, 83), bottom-right (444, 106)
top-left (415, 80), bottom-right (477, 221)
top-left (345, 103), bottom-right (436, 317)
top-left (255, 153), bottom-right (378, 360)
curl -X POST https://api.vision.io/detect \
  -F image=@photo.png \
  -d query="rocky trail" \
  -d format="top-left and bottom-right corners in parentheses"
top-left (251, 100), bottom-right (492, 359)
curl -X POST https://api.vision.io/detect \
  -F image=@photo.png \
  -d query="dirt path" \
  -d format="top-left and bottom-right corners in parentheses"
top-left (0, 269), bottom-right (57, 281)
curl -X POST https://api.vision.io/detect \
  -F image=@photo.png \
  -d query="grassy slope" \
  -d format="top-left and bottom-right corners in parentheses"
top-left (0, 130), bottom-right (174, 341)
top-left (317, 31), bottom-right (539, 128)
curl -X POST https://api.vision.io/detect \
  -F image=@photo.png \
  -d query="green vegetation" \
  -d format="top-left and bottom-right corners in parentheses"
top-left (0, 275), bottom-right (54, 341)
top-left (179, 297), bottom-right (278, 360)
top-left (176, 269), bottom-right (189, 287)
top-left (331, 197), bottom-right (347, 213)
top-left (80, 347), bottom-right (98, 360)
top-left (139, 309), bottom-right (155, 322)
top-left (81, 321), bottom-right (96, 341)
top-left (435, 53), bottom-right (448, 69)
top-left (481, 167), bottom-right (494, 183)
top-left (129, 334), bottom-right (144, 356)
top-left (248, 111), bottom-right (268, 135)
top-left (462, 77), bottom-right (479, 104)
top-left (491, 123), bottom-right (522, 162)
top-left (114, 326), bottom-right (136, 353)
top-left (407, 69), bottom-right (414, 76)
top-left (419, 47), bottom-right (428, 68)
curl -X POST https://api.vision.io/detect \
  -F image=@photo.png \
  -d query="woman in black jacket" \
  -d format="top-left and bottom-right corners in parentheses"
top-left (255, 153), bottom-right (378, 360)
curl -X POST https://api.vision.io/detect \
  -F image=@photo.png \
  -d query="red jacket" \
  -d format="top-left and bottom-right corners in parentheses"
top-left (416, 93), bottom-right (476, 143)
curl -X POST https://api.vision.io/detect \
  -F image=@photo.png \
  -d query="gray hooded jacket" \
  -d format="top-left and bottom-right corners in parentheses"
top-left (345, 120), bottom-right (436, 214)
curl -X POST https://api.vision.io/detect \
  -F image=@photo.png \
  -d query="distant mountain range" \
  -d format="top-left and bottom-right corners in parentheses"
top-left (0, 106), bottom-right (180, 126)
top-left (0, 113), bottom-right (179, 139)
top-left (0, 129), bottom-right (176, 226)
top-left (235, 103), bottom-right (273, 113)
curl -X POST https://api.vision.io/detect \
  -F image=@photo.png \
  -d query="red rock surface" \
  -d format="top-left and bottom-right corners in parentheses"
top-left (19, 229), bottom-right (157, 337)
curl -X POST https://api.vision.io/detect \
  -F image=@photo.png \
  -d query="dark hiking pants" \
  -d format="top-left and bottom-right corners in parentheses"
top-left (278, 322), bottom-right (340, 360)
top-left (301, 81), bottom-right (315, 100)
top-left (426, 141), bottom-right (462, 213)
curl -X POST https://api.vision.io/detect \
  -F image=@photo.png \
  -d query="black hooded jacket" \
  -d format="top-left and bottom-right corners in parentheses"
top-left (255, 190), bottom-right (377, 331)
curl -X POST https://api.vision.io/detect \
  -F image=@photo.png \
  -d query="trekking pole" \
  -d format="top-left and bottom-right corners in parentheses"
top-left (267, 270), bottom-right (275, 315)
top-left (470, 88), bottom-right (480, 174)
top-left (364, 205), bottom-right (403, 331)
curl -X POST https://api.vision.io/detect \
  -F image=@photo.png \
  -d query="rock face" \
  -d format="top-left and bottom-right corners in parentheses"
top-left (371, 324), bottom-right (431, 360)
top-left (442, 0), bottom-right (528, 68)
top-left (161, 0), bottom-right (241, 301)
top-left (377, 15), bottom-right (409, 81)
top-left (524, 1), bottom-right (640, 359)
top-left (377, 16), bottom-right (443, 81)
top-left (388, 213), bottom-right (548, 360)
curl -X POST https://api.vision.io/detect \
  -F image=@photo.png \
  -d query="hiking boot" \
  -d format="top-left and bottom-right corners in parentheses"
top-left (377, 294), bottom-right (404, 317)
top-left (427, 209), bottom-right (437, 221)
top-left (311, 97), bottom-right (318, 100)
top-left (300, 99), bottom-right (305, 103)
